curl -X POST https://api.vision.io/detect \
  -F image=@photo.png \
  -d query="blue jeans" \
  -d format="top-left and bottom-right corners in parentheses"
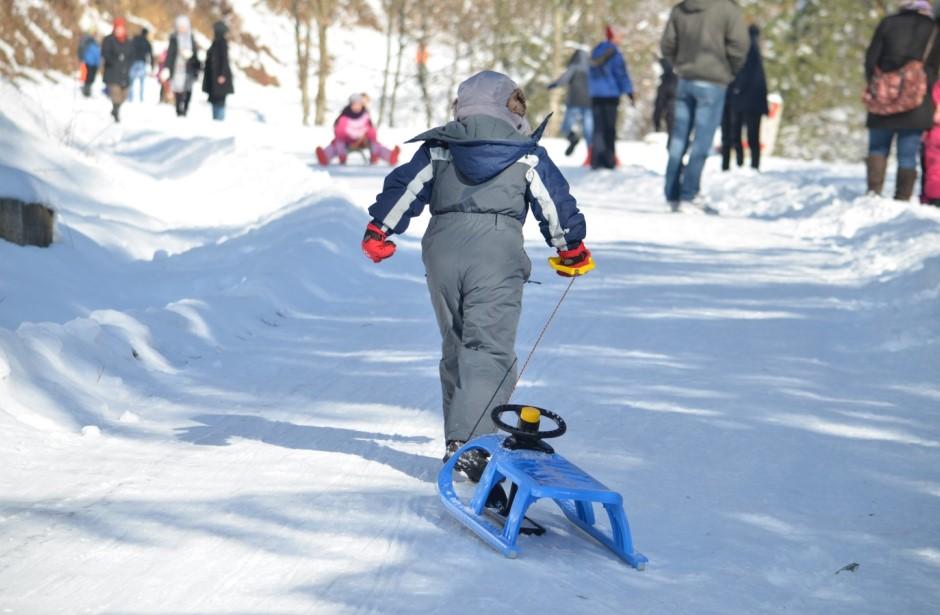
top-left (868, 128), bottom-right (922, 170)
top-left (664, 80), bottom-right (727, 202)
top-left (212, 102), bottom-right (226, 121)
top-left (561, 106), bottom-right (593, 144)
top-left (129, 61), bottom-right (147, 102)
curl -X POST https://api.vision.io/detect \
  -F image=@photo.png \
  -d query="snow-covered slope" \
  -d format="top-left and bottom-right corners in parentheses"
top-left (1, 76), bottom-right (939, 613)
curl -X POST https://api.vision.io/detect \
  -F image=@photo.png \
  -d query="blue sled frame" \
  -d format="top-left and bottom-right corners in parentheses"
top-left (437, 435), bottom-right (648, 570)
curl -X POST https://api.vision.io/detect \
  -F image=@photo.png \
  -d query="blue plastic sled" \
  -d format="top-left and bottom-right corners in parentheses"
top-left (438, 434), bottom-right (648, 569)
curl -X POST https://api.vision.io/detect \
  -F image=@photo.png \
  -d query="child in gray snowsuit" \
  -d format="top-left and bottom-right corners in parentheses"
top-left (361, 71), bottom-right (592, 478)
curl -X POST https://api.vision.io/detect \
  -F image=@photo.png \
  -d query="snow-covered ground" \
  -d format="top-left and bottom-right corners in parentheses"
top-left (1, 73), bottom-right (939, 614)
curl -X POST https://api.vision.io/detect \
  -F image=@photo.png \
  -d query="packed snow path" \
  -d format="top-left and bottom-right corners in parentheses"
top-left (1, 82), bottom-right (939, 614)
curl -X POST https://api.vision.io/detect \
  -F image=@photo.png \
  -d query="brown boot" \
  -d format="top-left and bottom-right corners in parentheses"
top-left (895, 168), bottom-right (918, 202)
top-left (866, 155), bottom-right (887, 195)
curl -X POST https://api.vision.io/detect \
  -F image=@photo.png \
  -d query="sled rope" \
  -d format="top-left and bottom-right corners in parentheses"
top-left (467, 275), bottom-right (577, 439)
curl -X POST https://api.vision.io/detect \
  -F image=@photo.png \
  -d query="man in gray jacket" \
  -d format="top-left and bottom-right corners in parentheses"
top-left (362, 71), bottom-right (591, 480)
top-left (661, 0), bottom-right (749, 213)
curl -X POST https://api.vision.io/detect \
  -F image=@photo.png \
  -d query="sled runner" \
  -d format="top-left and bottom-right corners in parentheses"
top-left (437, 404), bottom-right (647, 569)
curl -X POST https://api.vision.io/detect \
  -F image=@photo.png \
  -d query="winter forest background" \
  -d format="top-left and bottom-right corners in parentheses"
top-left (0, 0), bottom-right (926, 160)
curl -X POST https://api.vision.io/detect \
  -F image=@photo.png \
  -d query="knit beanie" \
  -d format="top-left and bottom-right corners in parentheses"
top-left (901, 0), bottom-right (933, 15)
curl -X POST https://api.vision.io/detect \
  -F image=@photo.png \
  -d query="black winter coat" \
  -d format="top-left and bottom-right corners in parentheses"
top-left (865, 10), bottom-right (940, 130)
top-left (101, 33), bottom-right (133, 87)
top-left (728, 29), bottom-right (769, 115)
top-left (653, 59), bottom-right (677, 131)
top-left (202, 37), bottom-right (234, 101)
top-left (131, 34), bottom-right (153, 66)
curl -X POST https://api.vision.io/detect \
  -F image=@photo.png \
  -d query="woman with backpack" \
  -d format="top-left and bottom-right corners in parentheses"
top-left (864, 1), bottom-right (940, 200)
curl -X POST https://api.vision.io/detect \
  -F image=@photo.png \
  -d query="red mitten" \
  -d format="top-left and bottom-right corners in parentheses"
top-left (362, 222), bottom-right (396, 263)
top-left (555, 242), bottom-right (592, 277)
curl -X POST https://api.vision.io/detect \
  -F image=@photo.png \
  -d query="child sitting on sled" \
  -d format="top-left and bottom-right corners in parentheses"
top-left (359, 71), bottom-right (592, 480)
top-left (316, 93), bottom-right (400, 165)
top-left (922, 81), bottom-right (940, 207)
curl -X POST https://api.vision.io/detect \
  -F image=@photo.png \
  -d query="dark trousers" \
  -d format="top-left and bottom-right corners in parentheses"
top-left (175, 91), bottom-right (192, 117)
top-left (591, 97), bottom-right (620, 170)
top-left (82, 65), bottom-right (98, 97)
top-left (721, 109), bottom-right (762, 170)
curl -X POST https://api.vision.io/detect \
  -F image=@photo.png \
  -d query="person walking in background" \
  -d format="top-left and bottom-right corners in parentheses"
top-left (203, 21), bottom-right (234, 121)
top-left (165, 15), bottom-right (200, 117)
top-left (661, 0), bottom-right (749, 213)
top-left (588, 25), bottom-right (634, 170)
top-left (921, 79), bottom-right (940, 206)
top-left (156, 48), bottom-right (172, 104)
top-left (653, 58), bottom-right (678, 139)
top-left (548, 48), bottom-right (593, 161)
top-left (864, 1), bottom-right (940, 201)
top-left (77, 28), bottom-right (101, 98)
top-left (316, 94), bottom-right (400, 165)
top-left (129, 27), bottom-right (153, 103)
top-left (101, 17), bottom-right (133, 122)
top-left (721, 24), bottom-right (769, 171)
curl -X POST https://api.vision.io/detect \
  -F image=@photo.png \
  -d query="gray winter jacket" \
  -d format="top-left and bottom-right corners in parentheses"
top-left (661, 0), bottom-right (750, 85)
top-left (549, 49), bottom-right (592, 108)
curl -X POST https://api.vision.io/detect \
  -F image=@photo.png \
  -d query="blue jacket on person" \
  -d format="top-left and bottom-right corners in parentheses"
top-left (368, 115), bottom-right (586, 250)
top-left (588, 41), bottom-right (633, 98)
top-left (81, 37), bottom-right (101, 67)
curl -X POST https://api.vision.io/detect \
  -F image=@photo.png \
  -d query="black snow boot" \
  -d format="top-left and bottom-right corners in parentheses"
top-left (866, 155), bottom-right (887, 195)
top-left (443, 440), bottom-right (489, 483)
top-left (564, 131), bottom-right (580, 156)
top-left (895, 168), bottom-right (917, 202)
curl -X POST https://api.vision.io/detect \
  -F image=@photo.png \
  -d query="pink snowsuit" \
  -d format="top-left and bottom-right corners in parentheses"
top-left (922, 82), bottom-right (940, 203)
top-left (321, 107), bottom-right (394, 163)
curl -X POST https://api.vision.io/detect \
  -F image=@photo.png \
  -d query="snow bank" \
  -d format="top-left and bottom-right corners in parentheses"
top-left (1, 76), bottom-right (939, 614)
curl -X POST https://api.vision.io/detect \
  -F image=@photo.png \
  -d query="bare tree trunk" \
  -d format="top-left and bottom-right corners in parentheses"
top-left (389, 0), bottom-right (408, 128)
top-left (292, 0), bottom-right (312, 125)
top-left (548, 2), bottom-right (564, 136)
top-left (445, 34), bottom-right (462, 121)
top-left (492, 0), bottom-right (510, 72)
top-left (377, 0), bottom-right (395, 127)
top-left (416, 0), bottom-right (433, 126)
top-left (315, 17), bottom-right (329, 125)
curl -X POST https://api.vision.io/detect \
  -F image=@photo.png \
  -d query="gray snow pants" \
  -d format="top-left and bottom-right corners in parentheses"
top-left (422, 212), bottom-right (531, 443)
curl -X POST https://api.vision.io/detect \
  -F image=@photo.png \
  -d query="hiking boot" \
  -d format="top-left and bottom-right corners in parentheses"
top-left (443, 440), bottom-right (489, 483)
top-left (582, 147), bottom-right (592, 167)
top-left (668, 200), bottom-right (680, 213)
top-left (895, 168), bottom-right (917, 202)
top-left (866, 154), bottom-right (887, 196)
top-left (564, 131), bottom-right (580, 156)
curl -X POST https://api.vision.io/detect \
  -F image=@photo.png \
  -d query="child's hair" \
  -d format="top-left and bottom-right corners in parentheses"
top-left (507, 88), bottom-right (527, 117)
